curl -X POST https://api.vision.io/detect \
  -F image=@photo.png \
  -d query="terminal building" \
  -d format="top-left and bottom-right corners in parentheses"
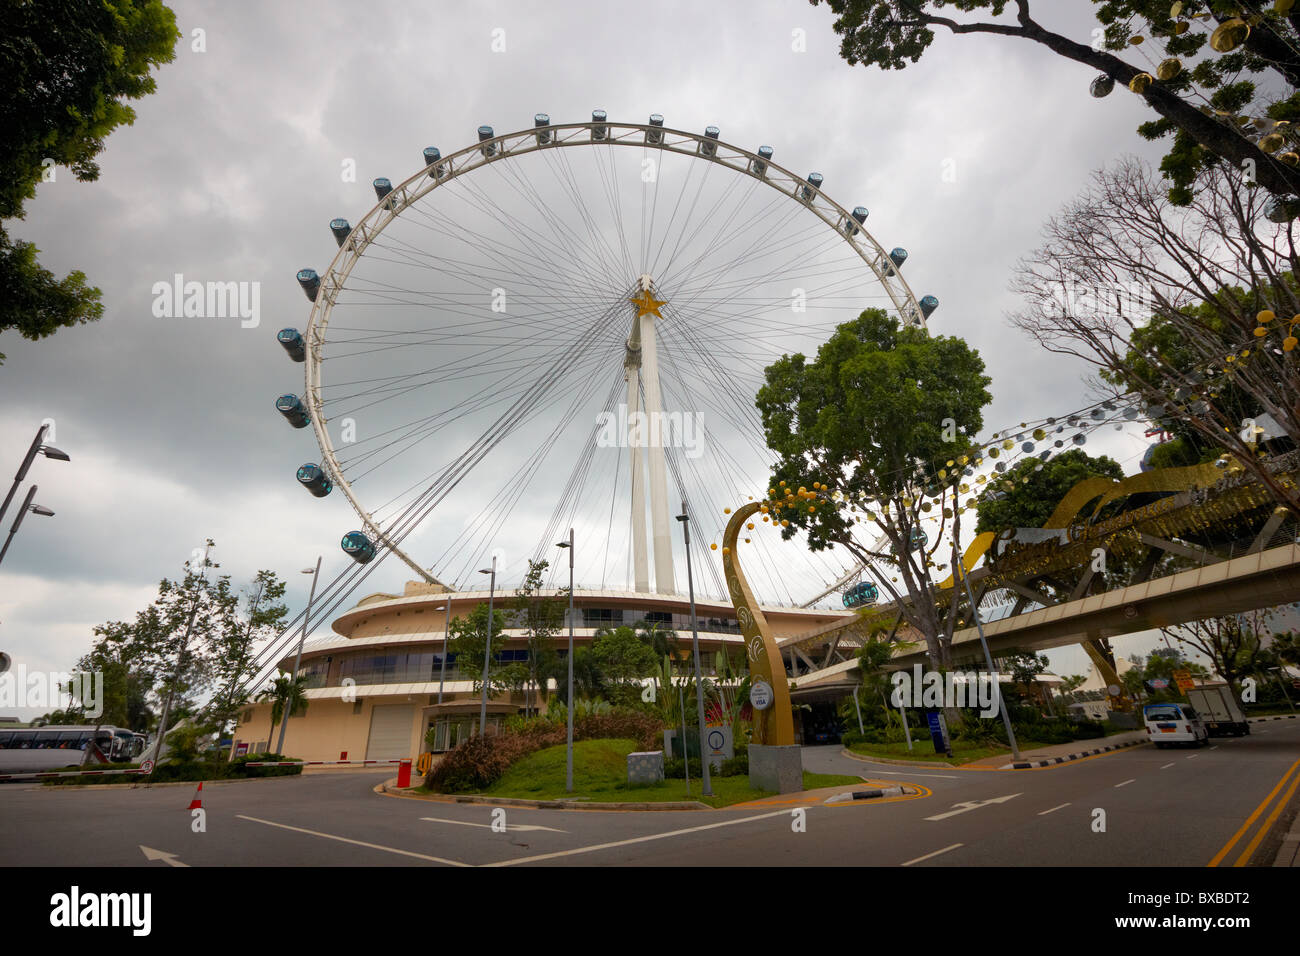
top-left (232, 581), bottom-right (855, 764)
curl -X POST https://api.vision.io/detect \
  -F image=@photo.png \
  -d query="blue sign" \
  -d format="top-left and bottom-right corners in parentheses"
top-left (926, 710), bottom-right (951, 756)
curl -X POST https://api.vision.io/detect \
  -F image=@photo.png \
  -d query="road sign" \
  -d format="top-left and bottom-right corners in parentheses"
top-left (1172, 669), bottom-right (1195, 692)
top-left (1150, 678), bottom-right (1169, 689)
top-left (925, 710), bottom-right (952, 757)
top-left (139, 759), bottom-right (155, 775)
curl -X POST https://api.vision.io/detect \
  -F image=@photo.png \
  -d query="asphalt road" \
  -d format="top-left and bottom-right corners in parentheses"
top-left (1, 721), bottom-right (1295, 867)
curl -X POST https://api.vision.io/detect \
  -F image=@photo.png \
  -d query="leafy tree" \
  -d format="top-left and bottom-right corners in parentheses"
top-left (975, 449), bottom-right (1126, 534)
top-left (590, 625), bottom-right (658, 701)
top-left (204, 571), bottom-right (288, 749)
top-left (0, 0), bottom-right (179, 362)
top-left (510, 560), bottom-right (565, 717)
top-left (446, 602), bottom-right (510, 696)
top-left (810, 0), bottom-right (1300, 204)
top-left (757, 307), bottom-right (992, 672)
top-left (1011, 158), bottom-right (1300, 513)
top-left (1271, 631), bottom-right (1300, 667)
top-left (256, 673), bottom-right (308, 754)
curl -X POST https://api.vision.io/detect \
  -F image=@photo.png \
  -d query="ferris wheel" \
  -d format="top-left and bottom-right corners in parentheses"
top-left (272, 113), bottom-right (938, 599)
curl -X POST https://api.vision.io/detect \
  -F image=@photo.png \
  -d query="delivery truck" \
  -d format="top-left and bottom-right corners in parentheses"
top-left (1185, 684), bottom-right (1250, 737)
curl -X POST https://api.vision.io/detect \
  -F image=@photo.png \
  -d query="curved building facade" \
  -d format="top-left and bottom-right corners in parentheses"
top-left (232, 580), bottom-right (854, 765)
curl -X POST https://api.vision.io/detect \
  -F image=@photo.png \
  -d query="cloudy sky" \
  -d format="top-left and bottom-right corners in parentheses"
top-left (1, 0), bottom-right (1205, 716)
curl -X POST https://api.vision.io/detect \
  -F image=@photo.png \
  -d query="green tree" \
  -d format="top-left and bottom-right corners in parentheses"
top-left (810, 0), bottom-right (1300, 204)
top-left (511, 560), bottom-right (565, 717)
top-left (590, 625), bottom-right (658, 703)
top-left (446, 602), bottom-right (510, 696)
top-left (0, 0), bottom-right (179, 362)
top-left (975, 449), bottom-right (1126, 534)
top-left (256, 673), bottom-right (308, 755)
top-left (757, 307), bottom-right (992, 672)
top-left (204, 571), bottom-right (288, 750)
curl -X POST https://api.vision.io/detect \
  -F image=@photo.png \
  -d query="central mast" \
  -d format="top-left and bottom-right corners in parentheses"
top-left (626, 275), bottom-right (676, 595)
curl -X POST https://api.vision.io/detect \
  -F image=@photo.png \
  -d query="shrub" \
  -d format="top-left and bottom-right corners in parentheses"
top-left (718, 754), bottom-right (748, 777)
top-left (663, 757), bottom-right (687, 779)
top-left (574, 708), bottom-right (662, 751)
top-left (228, 753), bottom-right (303, 778)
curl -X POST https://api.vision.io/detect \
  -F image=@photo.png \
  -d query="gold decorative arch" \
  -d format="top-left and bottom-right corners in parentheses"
top-left (721, 502), bottom-right (795, 746)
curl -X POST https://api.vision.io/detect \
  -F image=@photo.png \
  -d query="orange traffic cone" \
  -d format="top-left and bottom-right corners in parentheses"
top-left (187, 782), bottom-right (203, 811)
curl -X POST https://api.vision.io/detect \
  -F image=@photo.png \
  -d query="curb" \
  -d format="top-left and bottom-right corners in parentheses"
top-left (376, 781), bottom-right (710, 811)
top-left (824, 785), bottom-right (908, 803)
top-left (839, 748), bottom-right (959, 769)
top-left (1007, 738), bottom-right (1146, 769)
top-left (1249, 714), bottom-right (1298, 722)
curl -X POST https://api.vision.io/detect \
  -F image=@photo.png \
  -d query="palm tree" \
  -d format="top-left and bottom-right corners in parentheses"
top-left (256, 674), bottom-right (309, 755)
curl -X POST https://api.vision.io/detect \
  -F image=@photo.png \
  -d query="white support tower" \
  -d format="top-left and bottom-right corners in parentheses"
top-left (625, 275), bottom-right (676, 594)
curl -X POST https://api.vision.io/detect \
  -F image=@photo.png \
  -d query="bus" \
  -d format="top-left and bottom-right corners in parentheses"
top-left (0, 725), bottom-right (146, 775)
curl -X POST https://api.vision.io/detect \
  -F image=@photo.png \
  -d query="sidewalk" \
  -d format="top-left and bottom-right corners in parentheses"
top-left (961, 730), bottom-right (1148, 770)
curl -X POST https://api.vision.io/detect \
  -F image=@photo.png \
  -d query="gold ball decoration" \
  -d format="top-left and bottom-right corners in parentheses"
top-left (710, 543), bottom-right (718, 551)
top-left (1129, 73), bottom-right (1154, 94)
top-left (1260, 133), bottom-right (1285, 153)
top-left (722, 547), bottom-right (730, 555)
top-left (1209, 18), bottom-right (1250, 53)
top-left (1280, 152), bottom-right (1300, 167)
top-left (1155, 58), bottom-right (1181, 81)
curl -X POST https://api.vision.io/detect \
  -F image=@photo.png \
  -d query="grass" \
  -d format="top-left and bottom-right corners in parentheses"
top-left (425, 738), bottom-right (866, 809)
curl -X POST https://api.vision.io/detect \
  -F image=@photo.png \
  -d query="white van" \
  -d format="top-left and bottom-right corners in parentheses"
top-left (1143, 702), bottom-right (1209, 748)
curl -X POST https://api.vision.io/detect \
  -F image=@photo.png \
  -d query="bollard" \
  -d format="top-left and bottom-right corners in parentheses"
top-left (396, 758), bottom-right (412, 788)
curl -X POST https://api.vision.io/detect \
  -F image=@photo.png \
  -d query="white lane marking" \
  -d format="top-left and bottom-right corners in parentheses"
top-left (924, 793), bottom-right (1021, 821)
top-left (236, 814), bottom-right (469, 866)
top-left (1115, 779), bottom-right (1135, 788)
top-left (420, 816), bottom-right (566, 833)
top-left (902, 843), bottom-right (964, 866)
top-left (1187, 754), bottom-right (1200, 759)
top-left (139, 845), bottom-right (188, 867)
top-left (1210, 746), bottom-right (1219, 751)
top-left (864, 770), bottom-right (959, 780)
top-left (1161, 762), bottom-right (1176, 769)
top-left (481, 808), bottom-right (793, 867)
top-left (1038, 803), bottom-right (1071, 816)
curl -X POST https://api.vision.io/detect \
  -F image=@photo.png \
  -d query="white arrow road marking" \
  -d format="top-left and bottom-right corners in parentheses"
top-left (924, 793), bottom-right (1021, 821)
top-left (236, 815), bottom-right (469, 866)
top-left (420, 816), bottom-right (567, 833)
top-left (901, 843), bottom-right (964, 866)
top-left (1038, 803), bottom-right (1071, 816)
top-left (139, 846), bottom-right (188, 868)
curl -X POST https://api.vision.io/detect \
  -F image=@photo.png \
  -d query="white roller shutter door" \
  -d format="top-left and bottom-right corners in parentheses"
top-left (365, 704), bottom-right (416, 760)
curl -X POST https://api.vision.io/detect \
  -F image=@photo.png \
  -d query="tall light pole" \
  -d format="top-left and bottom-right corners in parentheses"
top-left (675, 501), bottom-right (712, 797)
top-left (477, 556), bottom-right (497, 737)
top-left (958, 559), bottom-right (1020, 761)
top-left (436, 602), bottom-right (452, 705)
top-left (556, 529), bottom-right (575, 792)
top-left (276, 557), bottom-right (321, 757)
top-left (0, 485), bottom-right (55, 568)
top-left (0, 424), bottom-right (69, 528)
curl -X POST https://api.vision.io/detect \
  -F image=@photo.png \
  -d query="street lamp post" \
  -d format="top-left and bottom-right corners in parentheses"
top-left (477, 557), bottom-right (497, 737)
top-left (0, 424), bottom-right (69, 528)
top-left (436, 602), bottom-right (452, 705)
top-left (556, 529), bottom-right (575, 792)
top-left (276, 557), bottom-right (321, 757)
top-left (675, 501), bottom-right (712, 797)
top-left (958, 559), bottom-right (1020, 761)
top-left (0, 485), bottom-right (55, 568)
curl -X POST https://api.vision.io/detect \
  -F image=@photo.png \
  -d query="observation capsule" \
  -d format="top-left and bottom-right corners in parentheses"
top-left (478, 125), bottom-right (497, 158)
top-left (423, 146), bottom-right (446, 179)
top-left (534, 113), bottom-right (552, 145)
top-left (750, 144), bottom-right (774, 177)
top-left (341, 530), bottom-right (376, 564)
top-left (329, 218), bottom-right (351, 247)
top-left (277, 328), bottom-right (306, 362)
top-left (591, 109), bottom-right (608, 141)
top-left (843, 206), bottom-right (868, 237)
top-left (373, 177), bottom-right (394, 210)
top-left (842, 580), bottom-right (879, 609)
top-left (296, 269), bottom-right (320, 302)
top-left (919, 295), bottom-right (939, 318)
top-left (800, 172), bottom-right (823, 202)
top-left (700, 126), bottom-right (720, 158)
top-left (276, 394), bottom-right (310, 428)
top-left (296, 463), bottom-right (333, 498)
top-left (646, 113), bottom-right (664, 145)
